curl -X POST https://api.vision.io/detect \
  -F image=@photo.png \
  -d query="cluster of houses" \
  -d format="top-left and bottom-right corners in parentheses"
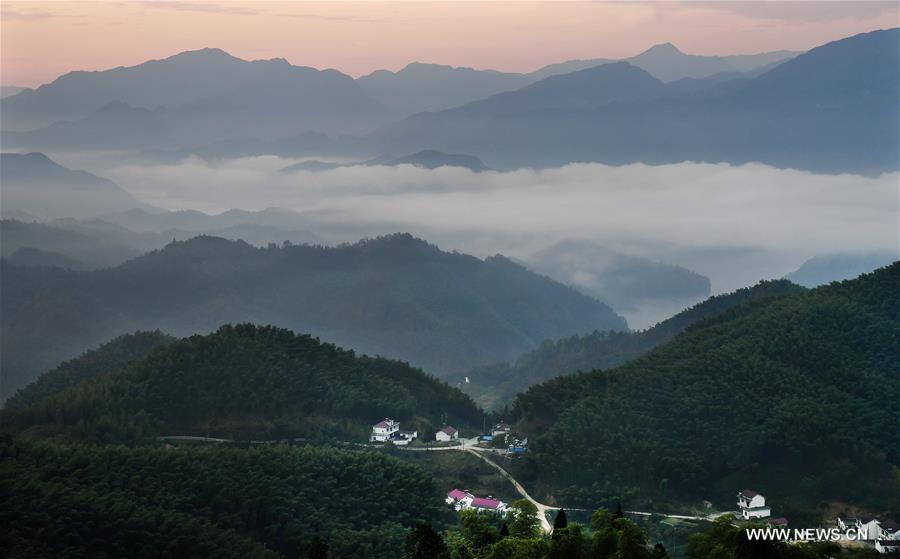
top-left (738, 489), bottom-right (899, 553)
top-left (370, 418), bottom-right (417, 446)
top-left (446, 489), bottom-right (509, 516)
top-left (838, 516), bottom-right (900, 553)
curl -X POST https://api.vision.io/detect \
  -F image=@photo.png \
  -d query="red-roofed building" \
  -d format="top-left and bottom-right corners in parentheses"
top-left (445, 489), bottom-right (509, 515)
top-left (436, 426), bottom-right (459, 442)
top-left (370, 418), bottom-right (399, 442)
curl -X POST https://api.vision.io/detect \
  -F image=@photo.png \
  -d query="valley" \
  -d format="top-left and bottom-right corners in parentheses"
top-left (1, 8), bottom-right (897, 558)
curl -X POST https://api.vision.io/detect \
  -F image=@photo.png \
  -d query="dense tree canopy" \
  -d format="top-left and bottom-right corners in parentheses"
top-left (463, 280), bottom-right (803, 409)
top-left (0, 435), bottom-right (442, 558)
top-left (1, 233), bottom-right (626, 399)
top-left (4, 330), bottom-right (174, 410)
top-left (1, 324), bottom-right (482, 443)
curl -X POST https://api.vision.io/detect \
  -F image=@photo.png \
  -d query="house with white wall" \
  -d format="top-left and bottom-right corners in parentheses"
top-left (492, 423), bottom-right (511, 437)
top-left (858, 518), bottom-right (883, 541)
top-left (446, 488), bottom-right (508, 516)
top-left (370, 418), bottom-right (400, 442)
top-left (737, 489), bottom-right (771, 519)
top-left (875, 539), bottom-right (900, 554)
top-left (394, 430), bottom-right (418, 446)
top-left (446, 488), bottom-right (474, 511)
top-left (436, 426), bottom-right (459, 442)
top-left (881, 520), bottom-right (900, 540)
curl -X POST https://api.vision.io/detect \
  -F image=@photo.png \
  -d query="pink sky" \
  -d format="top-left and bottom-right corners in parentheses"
top-left (2, 1), bottom-right (897, 87)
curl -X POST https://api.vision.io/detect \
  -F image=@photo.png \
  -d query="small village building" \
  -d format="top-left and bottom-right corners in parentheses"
top-left (371, 418), bottom-right (400, 442)
top-left (492, 423), bottom-right (511, 437)
top-left (436, 426), bottom-right (459, 442)
top-left (838, 517), bottom-right (860, 532)
top-left (737, 489), bottom-right (771, 519)
top-left (446, 489), bottom-right (508, 516)
top-left (446, 489), bottom-right (473, 510)
top-left (470, 496), bottom-right (509, 515)
top-left (859, 518), bottom-right (883, 541)
top-left (881, 520), bottom-right (900, 540)
top-left (875, 540), bottom-right (900, 554)
top-left (393, 430), bottom-right (418, 446)
top-left (370, 419), bottom-right (416, 444)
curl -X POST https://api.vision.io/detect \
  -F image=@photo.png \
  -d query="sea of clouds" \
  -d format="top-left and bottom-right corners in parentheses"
top-left (98, 156), bottom-right (898, 295)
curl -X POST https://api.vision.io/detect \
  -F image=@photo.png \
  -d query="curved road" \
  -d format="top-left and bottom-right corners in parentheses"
top-left (464, 448), bottom-right (557, 533)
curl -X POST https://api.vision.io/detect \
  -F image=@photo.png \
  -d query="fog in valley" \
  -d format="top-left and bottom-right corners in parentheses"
top-left (58, 155), bottom-right (891, 324)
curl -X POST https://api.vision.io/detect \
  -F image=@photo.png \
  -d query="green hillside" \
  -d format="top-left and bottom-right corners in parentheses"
top-left (4, 330), bottom-right (174, 410)
top-left (511, 264), bottom-right (900, 521)
top-left (464, 280), bottom-right (803, 409)
top-left (0, 233), bottom-right (625, 399)
top-left (2, 324), bottom-right (482, 443)
top-left (0, 435), bottom-right (443, 559)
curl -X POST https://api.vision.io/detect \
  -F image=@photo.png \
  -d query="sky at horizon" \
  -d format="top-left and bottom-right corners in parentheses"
top-left (2, 1), bottom-right (898, 88)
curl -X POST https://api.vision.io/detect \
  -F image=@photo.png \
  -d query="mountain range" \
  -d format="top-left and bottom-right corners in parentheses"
top-left (0, 233), bottom-right (626, 399)
top-left (361, 28), bottom-right (900, 174)
top-left (3, 31), bottom-right (893, 174)
top-left (0, 152), bottom-right (149, 220)
top-left (1, 48), bottom-right (388, 145)
top-left (1, 40), bottom-right (803, 158)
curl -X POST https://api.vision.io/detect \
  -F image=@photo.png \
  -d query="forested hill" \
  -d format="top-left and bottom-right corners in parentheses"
top-left (512, 263), bottom-right (900, 521)
top-left (464, 279), bottom-right (804, 409)
top-left (0, 233), bottom-right (626, 400)
top-left (4, 330), bottom-right (174, 410)
top-left (2, 324), bottom-right (482, 443)
top-left (0, 436), bottom-right (442, 559)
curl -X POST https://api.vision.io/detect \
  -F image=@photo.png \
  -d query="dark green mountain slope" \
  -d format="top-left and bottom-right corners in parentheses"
top-left (512, 264), bottom-right (900, 519)
top-left (0, 233), bottom-right (625, 399)
top-left (4, 331), bottom-right (174, 410)
top-left (2, 324), bottom-right (481, 443)
top-left (465, 279), bottom-right (803, 409)
top-left (0, 436), bottom-right (441, 559)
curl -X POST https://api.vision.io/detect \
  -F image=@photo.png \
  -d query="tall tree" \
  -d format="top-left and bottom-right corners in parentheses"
top-left (553, 509), bottom-right (568, 530)
top-left (405, 523), bottom-right (447, 559)
top-left (508, 500), bottom-right (542, 539)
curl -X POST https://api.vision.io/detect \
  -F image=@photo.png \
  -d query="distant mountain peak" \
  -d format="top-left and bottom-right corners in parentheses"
top-left (163, 47), bottom-right (240, 63)
top-left (641, 42), bottom-right (685, 55)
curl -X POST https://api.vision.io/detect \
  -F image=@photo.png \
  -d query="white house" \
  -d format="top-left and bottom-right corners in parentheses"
top-left (737, 489), bottom-right (771, 519)
top-left (436, 426), bottom-right (459, 442)
top-left (470, 496), bottom-right (509, 515)
top-left (446, 488), bottom-right (508, 516)
top-left (447, 488), bottom-right (474, 511)
top-left (875, 540), bottom-right (900, 554)
top-left (370, 418), bottom-right (400, 442)
top-left (492, 423), bottom-right (511, 437)
top-left (393, 430), bottom-right (418, 446)
top-left (858, 518), bottom-right (882, 541)
top-left (882, 520), bottom-right (900, 540)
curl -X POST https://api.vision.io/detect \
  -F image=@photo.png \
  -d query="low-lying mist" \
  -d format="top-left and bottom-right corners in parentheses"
top-left (99, 156), bottom-right (898, 305)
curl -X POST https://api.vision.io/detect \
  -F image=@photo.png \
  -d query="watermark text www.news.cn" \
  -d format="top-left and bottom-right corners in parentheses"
top-left (746, 527), bottom-right (870, 542)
